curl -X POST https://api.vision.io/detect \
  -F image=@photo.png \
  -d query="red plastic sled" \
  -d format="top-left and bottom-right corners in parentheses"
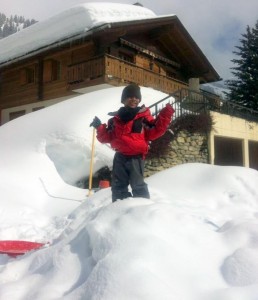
top-left (0, 240), bottom-right (45, 257)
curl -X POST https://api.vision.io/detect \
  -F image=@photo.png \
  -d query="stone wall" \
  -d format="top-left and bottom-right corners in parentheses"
top-left (144, 130), bottom-right (209, 177)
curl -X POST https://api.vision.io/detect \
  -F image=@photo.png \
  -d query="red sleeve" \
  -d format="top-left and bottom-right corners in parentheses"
top-left (143, 111), bottom-right (155, 124)
top-left (146, 103), bottom-right (175, 141)
top-left (96, 124), bottom-right (112, 143)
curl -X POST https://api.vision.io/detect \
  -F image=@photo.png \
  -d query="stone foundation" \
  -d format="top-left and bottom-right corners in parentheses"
top-left (144, 130), bottom-right (209, 177)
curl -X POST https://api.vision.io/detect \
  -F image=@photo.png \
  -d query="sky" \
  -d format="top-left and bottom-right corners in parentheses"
top-left (1, 0), bottom-right (258, 81)
top-left (0, 86), bottom-right (258, 299)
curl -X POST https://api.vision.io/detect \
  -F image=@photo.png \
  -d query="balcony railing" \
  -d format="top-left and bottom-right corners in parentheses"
top-left (67, 54), bottom-right (188, 94)
top-left (149, 88), bottom-right (258, 123)
top-left (67, 56), bottom-right (105, 84)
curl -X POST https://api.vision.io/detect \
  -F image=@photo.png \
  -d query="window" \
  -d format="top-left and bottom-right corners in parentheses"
top-left (20, 66), bottom-right (35, 85)
top-left (118, 52), bottom-right (134, 63)
top-left (32, 106), bottom-right (44, 112)
top-left (166, 70), bottom-right (177, 79)
top-left (214, 136), bottom-right (243, 166)
top-left (249, 141), bottom-right (258, 170)
top-left (9, 110), bottom-right (26, 121)
top-left (43, 59), bottom-right (61, 82)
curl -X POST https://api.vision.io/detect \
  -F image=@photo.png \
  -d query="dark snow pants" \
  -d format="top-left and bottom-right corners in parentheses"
top-left (111, 152), bottom-right (150, 202)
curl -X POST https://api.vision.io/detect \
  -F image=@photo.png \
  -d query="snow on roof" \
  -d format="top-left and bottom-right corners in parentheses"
top-left (0, 3), bottom-right (157, 66)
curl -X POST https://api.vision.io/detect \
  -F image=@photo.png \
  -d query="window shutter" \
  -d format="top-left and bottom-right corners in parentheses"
top-left (20, 69), bottom-right (27, 85)
top-left (43, 60), bottom-right (53, 82)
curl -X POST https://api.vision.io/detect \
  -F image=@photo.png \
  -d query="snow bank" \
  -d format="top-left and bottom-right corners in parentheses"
top-left (0, 165), bottom-right (258, 300)
top-left (0, 86), bottom-right (170, 236)
top-left (0, 86), bottom-right (258, 299)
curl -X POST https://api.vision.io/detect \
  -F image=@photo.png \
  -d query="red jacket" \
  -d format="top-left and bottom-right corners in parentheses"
top-left (96, 103), bottom-right (174, 157)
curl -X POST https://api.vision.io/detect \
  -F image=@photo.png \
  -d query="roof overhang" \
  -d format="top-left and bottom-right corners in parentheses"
top-left (101, 15), bottom-right (221, 82)
top-left (0, 15), bottom-right (220, 82)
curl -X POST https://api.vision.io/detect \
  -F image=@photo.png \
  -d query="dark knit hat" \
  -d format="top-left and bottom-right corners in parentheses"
top-left (121, 84), bottom-right (142, 103)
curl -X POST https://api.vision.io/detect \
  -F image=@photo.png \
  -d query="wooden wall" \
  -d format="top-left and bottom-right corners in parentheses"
top-left (0, 41), bottom-right (96, 111)
top-left (0, 63), bottom-right (39, 108)
top-left (0, 33), bottom-right (187, 122)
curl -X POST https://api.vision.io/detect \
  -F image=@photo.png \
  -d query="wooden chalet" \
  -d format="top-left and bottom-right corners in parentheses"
top-left (0, 4), bottom-right (220, 124)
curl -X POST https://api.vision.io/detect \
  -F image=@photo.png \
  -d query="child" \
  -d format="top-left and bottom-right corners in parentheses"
top-left (90, 84), bottom-right (174, 202)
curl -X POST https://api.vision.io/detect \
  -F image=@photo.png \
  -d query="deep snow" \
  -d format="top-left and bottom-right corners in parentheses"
top-left (0, 86), bottom-right (258, 300)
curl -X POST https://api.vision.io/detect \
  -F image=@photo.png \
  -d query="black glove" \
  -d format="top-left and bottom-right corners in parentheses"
top-left (90, 116), bottom-right (101, 128)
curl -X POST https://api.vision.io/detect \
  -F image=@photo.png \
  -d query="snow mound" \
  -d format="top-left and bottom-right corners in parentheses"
top-left (1, 85), bottom-right (258, 299)
top-left (0, 86), bottom-right (170, 235)
top-left (221, 247), bottom-right (258, 286)
top-left (0, 165), bottom-right (258, 299)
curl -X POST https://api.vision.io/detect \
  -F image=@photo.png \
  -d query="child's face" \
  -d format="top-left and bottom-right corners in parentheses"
top-left (124, 96), bottom-right (140, 108)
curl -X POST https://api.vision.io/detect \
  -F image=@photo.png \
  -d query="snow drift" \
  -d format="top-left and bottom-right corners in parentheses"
top-left (0, 87), bottom-right (258, 300)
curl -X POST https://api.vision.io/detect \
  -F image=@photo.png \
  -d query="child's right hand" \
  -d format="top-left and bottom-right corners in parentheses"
top-left (90, 116), bottom-right (102, 128)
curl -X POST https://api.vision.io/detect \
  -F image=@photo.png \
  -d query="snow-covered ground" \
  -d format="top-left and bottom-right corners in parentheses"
top-left (0, 86), bottom-right (258, 300)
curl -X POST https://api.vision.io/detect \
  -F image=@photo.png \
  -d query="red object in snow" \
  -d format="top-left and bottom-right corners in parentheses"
top-left (99, 180), bottom-right (110, 189)
top-left (0, 240), bottom-right (45, 257)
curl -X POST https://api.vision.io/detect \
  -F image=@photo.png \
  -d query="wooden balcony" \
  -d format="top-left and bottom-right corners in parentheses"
top-left (67, 54), bottom-right (188, 94)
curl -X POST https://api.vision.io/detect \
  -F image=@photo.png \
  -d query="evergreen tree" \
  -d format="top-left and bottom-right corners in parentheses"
top-left (226, 20), bottom-right (258, 111)
top-left (30, 19), bottom-right (37, 25)
top-left (0, 12), bottom-right (37, 39)
top-left (23, 18), bottom-right (37, 28)
top-left (2, 23), bottom-right (10, 37)
top-left (19, 16), bottom-right (25, 23)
